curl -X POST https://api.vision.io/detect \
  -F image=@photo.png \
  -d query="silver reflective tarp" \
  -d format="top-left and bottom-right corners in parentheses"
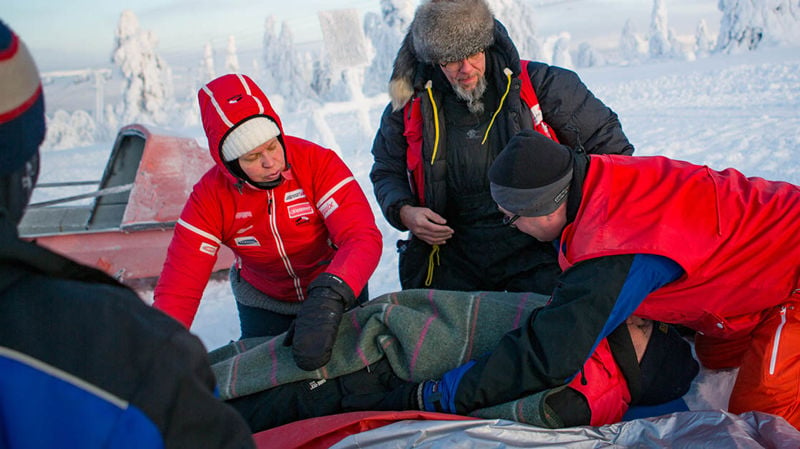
top-left (331, 410), bottom-right (800, 449)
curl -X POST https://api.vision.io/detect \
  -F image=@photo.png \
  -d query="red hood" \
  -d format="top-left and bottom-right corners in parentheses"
top-left (197, 74), bottom-right (285, 174)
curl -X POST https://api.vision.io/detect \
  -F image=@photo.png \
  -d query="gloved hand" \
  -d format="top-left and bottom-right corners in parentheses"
top-left (284, 273), bottom-right (356, 371)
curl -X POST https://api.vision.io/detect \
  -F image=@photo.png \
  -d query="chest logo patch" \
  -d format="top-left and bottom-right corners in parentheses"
top-left (235, 236), bottom-right (261, 247)
top-left (288, 202), bottom-right (314, 219)
top-left (285, 189), bottom-right (306, 203)
top-left (235, 211), bottom-right (253, 219)
top-left (319, 198), bottom-right (339, 219)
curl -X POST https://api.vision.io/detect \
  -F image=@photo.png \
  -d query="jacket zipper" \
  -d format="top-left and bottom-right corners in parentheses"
top-left (769, 305), bottom-right (788, 375)
top-left (266, 190), bottom-right (304, 301)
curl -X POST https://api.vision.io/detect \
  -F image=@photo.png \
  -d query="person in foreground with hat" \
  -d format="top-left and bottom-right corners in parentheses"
top-left (371, 0), bottom-right (634, 293)
top-left (0, 20), bottom-right (255, 448)
top-left (397, 129), bottom-right (800, 429)
top-left (153, 73), bottom-right (382, 371)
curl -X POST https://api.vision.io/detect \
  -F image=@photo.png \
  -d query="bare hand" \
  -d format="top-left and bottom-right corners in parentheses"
top-left (399, 205), bottom-right (454, 246)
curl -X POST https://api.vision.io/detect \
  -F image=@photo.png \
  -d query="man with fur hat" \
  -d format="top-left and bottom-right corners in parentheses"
top-left (153, 74), bottom-right (382, 371)
top-left (371, 0), bottom-right (634, 292)
top-left (401, 130), bottom-right (800, 429)
top-left (0, 20), bottom-right (255, 448)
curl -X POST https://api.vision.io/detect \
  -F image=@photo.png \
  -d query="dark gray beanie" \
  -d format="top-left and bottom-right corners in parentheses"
top-left (411, 0), bottom-right (495, 64)
top-left (489, 130), bottom-right (573, 217)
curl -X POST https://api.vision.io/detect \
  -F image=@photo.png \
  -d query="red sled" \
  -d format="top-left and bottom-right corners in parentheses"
top-left (253, 410), bottom-right (474, 449)
top-left (19, 124), bottom-right (234, 286)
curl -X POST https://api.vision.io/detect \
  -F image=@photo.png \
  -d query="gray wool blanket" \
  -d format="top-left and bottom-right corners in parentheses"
top-left (209, 289), bottom-right (566, 427)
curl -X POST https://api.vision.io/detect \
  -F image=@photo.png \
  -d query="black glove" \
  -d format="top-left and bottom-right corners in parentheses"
top-left (286, 273), bottom-right (356, 371)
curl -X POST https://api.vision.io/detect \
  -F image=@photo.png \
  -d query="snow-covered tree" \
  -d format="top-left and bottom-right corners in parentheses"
top-left (225, 35), bottom-right (240, 73)
top-left (648, 0), bottom-right (672, 58)
top-left (489, 0), bottom-right (545, 61)
top-left (250, 58), bottom-right (262, 81)
top-left (620, 18), bottom-right (647, 62)
top-left (42, 110), bottom-right (97, 150)
top-left (311, 58), bottom-right (335, 98)
top-left (202, 42), bottom-right (216, 80)
top-left (261, 16), bottom-right (315, 108)
top-left (695, 18), bottom-right (716, 56)
top-left (576, 42), bottom-right (606, 68)
top-left (716, 0), bottom-right (800, 53)
top-left (111, 10), bottom-right (173, 126)
top-left (550, 33), bottom-right (573, 69)
top-left (668, 28), bottom-right (695, 60)
top-left (363, 0), bottom-right (415, 95)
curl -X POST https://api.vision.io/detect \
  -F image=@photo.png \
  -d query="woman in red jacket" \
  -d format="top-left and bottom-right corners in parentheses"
top-left (154, 74), bottom-right (382, 371)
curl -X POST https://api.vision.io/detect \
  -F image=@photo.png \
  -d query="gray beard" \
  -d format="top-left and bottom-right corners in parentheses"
top-left (453, 75), bottom-right (487, 115)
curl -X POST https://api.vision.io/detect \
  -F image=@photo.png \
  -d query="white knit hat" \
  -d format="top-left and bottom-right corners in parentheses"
top-left (221, 116), bottom-right (281, 162)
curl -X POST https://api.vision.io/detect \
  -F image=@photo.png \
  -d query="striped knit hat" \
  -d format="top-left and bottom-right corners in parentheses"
top-left (0, 20), bottom-right (45, 175)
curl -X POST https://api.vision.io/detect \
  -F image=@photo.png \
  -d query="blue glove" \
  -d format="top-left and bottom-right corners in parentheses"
top-left (418, 360), bottom-right (476, 414)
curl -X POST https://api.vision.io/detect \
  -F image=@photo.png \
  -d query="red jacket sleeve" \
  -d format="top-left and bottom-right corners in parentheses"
top-left (153, 173), bottom-right (226, 328)
top-left (300, 145), bottom-right (382, 297)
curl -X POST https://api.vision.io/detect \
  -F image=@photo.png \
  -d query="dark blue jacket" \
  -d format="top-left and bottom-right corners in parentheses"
top-left (0, 214), bottom-right (254, 449)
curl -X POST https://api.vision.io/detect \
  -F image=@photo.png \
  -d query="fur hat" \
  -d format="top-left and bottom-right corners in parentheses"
top-left (412, 0), bottom-right (494, 65)
top-left (489, 130), bottom-right (574, 217)
top-left (0, 20), bottom-right (45, 176)
top-left (389, 0), bottom-right (495, 111)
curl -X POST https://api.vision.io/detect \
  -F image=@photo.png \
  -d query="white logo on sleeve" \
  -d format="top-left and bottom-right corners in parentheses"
top-left (319, 198), bottom-right (339, 219)
top-left (199, 242), bottom-right (219, 256)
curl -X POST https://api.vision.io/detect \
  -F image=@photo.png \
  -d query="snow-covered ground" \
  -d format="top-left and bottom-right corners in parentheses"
top-left (23, 0), bottom-right (800, 418)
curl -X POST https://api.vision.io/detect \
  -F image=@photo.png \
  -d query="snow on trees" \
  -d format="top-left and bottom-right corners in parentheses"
top-left (550, 33), bottom-right (574, 69)
top-left (225, 36), bottom-right (240, 73)
top-left (261, 16), bottom-right (316, 110)
top-left (695, 19), bottom-right (716, 55)
top-left (649, 0), bottom-right (672, 58)
top-left (111, 10), bottom-right (173, 126)
top-left (489, 0), bottom-right (545, 62)
top-left (203, 43), bottom-right (216, 80)
top-left (620, 19), bottom-right (647, 62)
top-left (716, 0), bottom-right (800, 53)
top-left (363, 0), bottom-right (415, 96)
top-left (576, 42), bottom-right (606, 68)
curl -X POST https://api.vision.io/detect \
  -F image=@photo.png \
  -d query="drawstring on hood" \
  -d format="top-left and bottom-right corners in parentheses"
top-left (482, 67), bottom-right (513, 145)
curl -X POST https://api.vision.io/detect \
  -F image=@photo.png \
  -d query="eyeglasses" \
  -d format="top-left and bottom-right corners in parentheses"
top-left (503, 214), bottom-right (520, 227)
top-left (439, 51), bottom-right (484, 72)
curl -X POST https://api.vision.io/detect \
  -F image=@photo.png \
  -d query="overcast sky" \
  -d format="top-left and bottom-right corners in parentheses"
top-left (5, 0), bottom-right (720, 72)
top-left (4, 0), bottom-right (379, 71)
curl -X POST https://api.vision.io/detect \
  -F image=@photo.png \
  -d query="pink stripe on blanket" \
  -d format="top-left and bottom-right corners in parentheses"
top-left (512, 293), bottom-right (533, 329)
top-left (230, 354), bottom-right (242, 398)
top-left (352, 309), bottom-right (370, 366)
top-left (408, 290), bottom-right (439, 378)
top-left (269, 339), bottom-right (279, 387)
top-left (463, 292), bottom-right (483, 361)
